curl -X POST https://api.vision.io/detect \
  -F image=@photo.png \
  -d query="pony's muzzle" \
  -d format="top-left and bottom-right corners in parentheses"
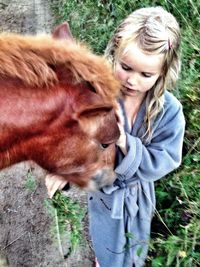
top-left (87, 169), bottom-right (116, 191)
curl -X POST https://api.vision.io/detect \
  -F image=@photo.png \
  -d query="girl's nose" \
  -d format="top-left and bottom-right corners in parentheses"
top-left (127, 75), bottom-right (136, 87)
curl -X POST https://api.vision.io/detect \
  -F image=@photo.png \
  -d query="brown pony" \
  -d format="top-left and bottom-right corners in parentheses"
top-left (0, 23), bottom-right (120, 194)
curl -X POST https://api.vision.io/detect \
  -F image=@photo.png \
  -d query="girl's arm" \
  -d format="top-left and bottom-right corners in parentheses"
top-left (115, 98), bottom-right (185, 182)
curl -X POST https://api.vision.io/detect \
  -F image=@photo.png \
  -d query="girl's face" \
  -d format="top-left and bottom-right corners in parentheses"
top-left (115, 42), bottom-right (164, 98)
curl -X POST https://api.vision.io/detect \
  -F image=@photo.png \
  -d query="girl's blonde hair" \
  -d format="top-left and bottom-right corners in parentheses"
top-left (105, 6), bottom-right (181, 142)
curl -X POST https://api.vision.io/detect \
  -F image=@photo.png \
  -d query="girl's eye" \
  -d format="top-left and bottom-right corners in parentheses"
top-left (142, 72), bottom-right (152, 78)
top-left (121, 63), bottom-right (131, 71)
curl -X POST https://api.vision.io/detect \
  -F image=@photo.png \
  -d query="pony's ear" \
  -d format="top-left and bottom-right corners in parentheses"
top-left (74, 104), bottom-right (119, 141)
top-left (52, 22), bottom-right (74, 41)
top-left (77, 104), bottom-right (113, 119)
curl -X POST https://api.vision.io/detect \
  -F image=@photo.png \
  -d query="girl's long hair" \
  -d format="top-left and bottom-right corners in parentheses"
top-left (105, 6), bottom-right (181, 142)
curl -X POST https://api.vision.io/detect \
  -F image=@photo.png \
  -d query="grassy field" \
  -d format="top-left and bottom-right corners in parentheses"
top-left (51, 1), bottom-right (200, 266)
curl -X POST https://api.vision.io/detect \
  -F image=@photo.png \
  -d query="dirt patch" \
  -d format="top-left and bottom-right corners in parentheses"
top-left (0, 163), bottom-right (64, 267)
top-left (0, 0), bottom-right (53, 33)
top-left (0, 1), bottom-right (94, 266)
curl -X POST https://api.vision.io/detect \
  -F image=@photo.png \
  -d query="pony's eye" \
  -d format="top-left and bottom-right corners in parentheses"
top-left (100, 143), bottom-right (110, 149)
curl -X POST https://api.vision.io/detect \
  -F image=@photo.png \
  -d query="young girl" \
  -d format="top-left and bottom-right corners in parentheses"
top-left (88, 6), bottom-right (185, 267)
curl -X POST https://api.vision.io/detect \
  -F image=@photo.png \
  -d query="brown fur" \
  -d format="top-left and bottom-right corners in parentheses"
top-left (0, 33), bottom-right (119, 103)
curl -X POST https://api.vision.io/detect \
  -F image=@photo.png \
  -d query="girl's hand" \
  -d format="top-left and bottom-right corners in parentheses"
top-left (45, 174), bottom-right (68, 198)
top-left (115, 104), bottom-right (127, 154)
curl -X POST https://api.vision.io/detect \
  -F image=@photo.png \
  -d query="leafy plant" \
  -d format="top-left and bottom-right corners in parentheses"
top-left (45, 191), bottom-right (85, 255)
top-left (148, 153), bottom-right (200, 266)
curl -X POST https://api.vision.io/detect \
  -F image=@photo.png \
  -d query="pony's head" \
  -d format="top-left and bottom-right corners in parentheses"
top-left (0, 23), bottom-right (120, 190)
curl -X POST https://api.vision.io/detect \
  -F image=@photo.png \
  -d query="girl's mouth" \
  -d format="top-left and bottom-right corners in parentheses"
top-left (122, 86), bottom-right (137, 95)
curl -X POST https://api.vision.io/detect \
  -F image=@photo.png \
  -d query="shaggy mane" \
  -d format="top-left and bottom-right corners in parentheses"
top-left (0, 33), bottom-right (119, 102)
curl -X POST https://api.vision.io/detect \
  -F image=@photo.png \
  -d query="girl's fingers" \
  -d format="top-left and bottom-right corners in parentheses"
top-left (115, 103), bottom-right (124, 126)
top-left (45, 174), bottom-right (68, 198)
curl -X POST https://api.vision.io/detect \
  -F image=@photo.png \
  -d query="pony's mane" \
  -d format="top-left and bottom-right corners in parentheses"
top-left (0, 33), bottom-right (119, 102)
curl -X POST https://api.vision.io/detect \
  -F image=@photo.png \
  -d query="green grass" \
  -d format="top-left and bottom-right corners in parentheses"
top-left (50, 1), bottom-right (200, 266)
top-left (25, 169), bottom-right (37, 192)
top-left (45, 191), bottom-right (85, 255)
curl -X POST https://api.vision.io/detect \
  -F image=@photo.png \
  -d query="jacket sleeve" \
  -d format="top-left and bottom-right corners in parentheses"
top-left (115, 102), bottom-right (185, 182)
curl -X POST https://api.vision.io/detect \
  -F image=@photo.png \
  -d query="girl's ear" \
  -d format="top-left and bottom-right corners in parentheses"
top-left (52, 22), bottom-right (74, 42)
